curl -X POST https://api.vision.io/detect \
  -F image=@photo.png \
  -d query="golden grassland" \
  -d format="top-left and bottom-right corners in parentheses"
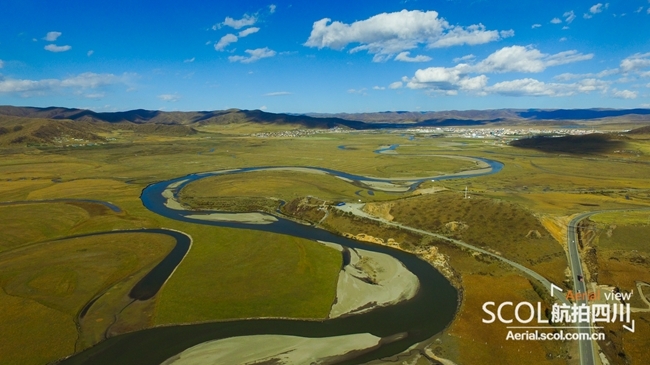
top-left (443, 274), bottom-right (568, 365)
top-left (591, 211), bottom-right (650, 225)
top-left (599, 312), bottom-right (650, 365)
top-left (591, 224), bottom-right (650, 293)
top-left (373, 191), bottom-right (569, 286)
top-left (589, 214), bottom-right (650, 291)
top-left (583, 214), bottom-right (650, 364)
top-left (1, 126), bottom-right (650, 363)
top-left (426, 138), bottom-right (650, 215)
top-left (429, 240), bottom-right (568, 365)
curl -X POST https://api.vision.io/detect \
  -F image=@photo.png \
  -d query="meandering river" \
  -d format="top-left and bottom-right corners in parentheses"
top-left (60, 157), bottom-right (503, 365)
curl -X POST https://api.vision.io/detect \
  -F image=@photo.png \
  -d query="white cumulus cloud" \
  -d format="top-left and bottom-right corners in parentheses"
top-left (564, 11), bottom-right (576, 23)
top-left (431, 26), bottom-right (513, 49)
top-left (184, 57), bottom-right (195, 63)
top-left (0, 72), bottom-right (130, 96)
top-left (532, 24), bottom-right (542, 29)
top-left (453, 54), bottom-right (476, 63)
top-left (0, 60), bottom-right (4, 69)
top-left (544, 50), bottom-right (594, 67)
top-left (228, 47), bottom-right (276, 63)
top-left (0, 78), bottom-right (58, 94)
top-left (612, 89), bottom-right (637, 99)
top-left (400, 46), bottom-right (596, 96)
top-left (394, 52), bottom-right (431, 62)
top-left (487, 78), bottom-right (557, 96)
top-left (43, 31), bottom-right (62, 41)
top-left (59, 72), bottom-right (123, 88)
top-left (214, 34), bottom-right (238, 51)
top-left (554, 68), bottom-right (618, 81)
top-left (389, 81), bottom-right (403, 89)
top-left (218, 14), bottom-right (258, 29)
top-left (590, 3), bottom-right (604, 14)
top-left (485, 78), bottom-right (608, 97)
top-left (620, 52), bottom-right (650, 72)
top-left (473, 46), bottom-right (593, 73)
top-left (304, 10), bottom-right (512, 62)
top-left (45, 44), bottom-right (71, 52)
top-left (551, 18), bottom-right (562, 24)
top-left (406, 67), bottom-right (488, 92)
top-left (269, 4), bottom-right (276, 14)
top-left (239, 27), bottom-right (260, 37)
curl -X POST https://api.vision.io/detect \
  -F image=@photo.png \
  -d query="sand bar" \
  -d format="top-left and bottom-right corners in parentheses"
top-left (161, 333), bottom-right (382, 365)
top-left (162, 188), bottom-right (186, 210)
top-left (185, 212), bottom-right (278, 224)
top-left (323, 242), bottom-right (420, 318)
top-left (359, 180), bottom-right (412, 192)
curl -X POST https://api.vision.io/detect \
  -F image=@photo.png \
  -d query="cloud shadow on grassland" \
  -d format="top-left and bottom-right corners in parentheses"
top-left (510, 134), bottom-right (627, 154)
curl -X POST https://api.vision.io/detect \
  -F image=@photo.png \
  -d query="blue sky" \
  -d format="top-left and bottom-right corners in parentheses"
top-left (1, 0), bottom-right (649, 113)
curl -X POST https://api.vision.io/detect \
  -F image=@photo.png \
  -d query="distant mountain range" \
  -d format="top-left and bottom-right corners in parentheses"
top-left (0, 106), bottom-right (364, 129)
top-left (1, 105), bottom-right (650, 146)
top-left (2, 106), bottom-right (650, 129)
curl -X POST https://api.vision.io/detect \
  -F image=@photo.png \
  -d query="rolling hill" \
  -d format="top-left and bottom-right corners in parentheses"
top-left (1, 106), bottom-right (650, 147)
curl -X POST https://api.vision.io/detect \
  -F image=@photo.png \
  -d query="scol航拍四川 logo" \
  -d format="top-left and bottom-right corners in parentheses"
top-left (481, 283), bottom-right (636, 339)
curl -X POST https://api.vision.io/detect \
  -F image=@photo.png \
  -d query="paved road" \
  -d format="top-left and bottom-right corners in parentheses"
top-left (567, 208), bottom-right (650, 365)
top-left (567, 212), bottom-right (598, 365)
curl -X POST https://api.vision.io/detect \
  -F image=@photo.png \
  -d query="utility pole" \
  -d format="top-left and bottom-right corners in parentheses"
top-left (465, 186), bottom-right (469, 199)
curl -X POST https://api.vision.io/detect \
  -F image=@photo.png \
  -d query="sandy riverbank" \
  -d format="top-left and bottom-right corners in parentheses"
top-left (185, 212), bottom-right (278, 224)
top-left (319, 241), bottom-right (420, 318)
top-left (160, 333), bottom-right (383, 365)
top-left (162, 186), bottom-right (186, 210)
top-left (360, 180), bottom-right (412, 192)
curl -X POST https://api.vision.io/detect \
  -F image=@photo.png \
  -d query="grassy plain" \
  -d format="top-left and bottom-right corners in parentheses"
top-left (2, 124), bottom-right (650, 364)
top-left (0, 288), bottom-right (77, 365)
top-left (0, 203), bottom-right (89, 252)
top-left (0, 233), bottom-right (174, 364)
top-left (587, 214), bottom-right (650, 365)
top-left (179, 169), bottom-right (398, 213)
top-left (589, 214), bottom-right (650, 294)
top-left (591, 211), bottom-right (650, 226)
top-left (437, 272), bottom-right (568, 365)
top-left (154, 228), bottom-right (342, 323)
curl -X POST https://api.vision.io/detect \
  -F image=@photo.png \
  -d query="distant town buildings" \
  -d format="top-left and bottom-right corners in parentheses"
top-left (250, 125), bottom-right (604, 139)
